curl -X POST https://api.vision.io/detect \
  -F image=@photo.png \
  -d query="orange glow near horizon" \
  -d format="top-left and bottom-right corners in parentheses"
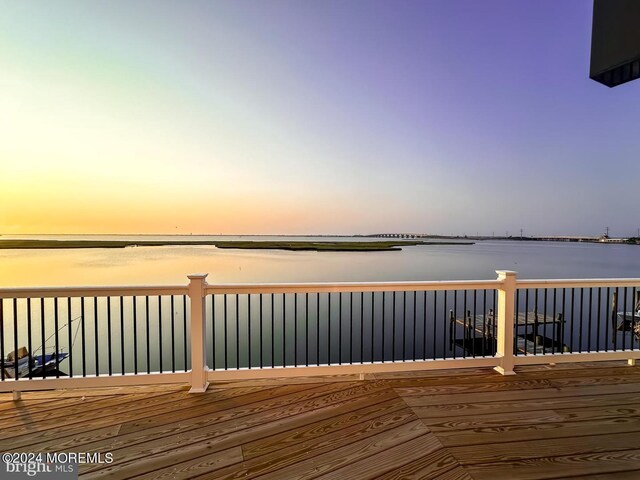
top-left (0, 176), bottom-right (355, 235)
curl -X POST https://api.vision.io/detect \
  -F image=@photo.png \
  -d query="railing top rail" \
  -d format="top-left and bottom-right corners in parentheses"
top-left (0, 285), bottom-right (189, 299)
top-left (517, 278), bottom-right (640, 289)
top-left (205, 279), bottom-right (502, 295)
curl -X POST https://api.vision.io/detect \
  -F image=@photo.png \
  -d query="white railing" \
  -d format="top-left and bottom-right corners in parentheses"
top-left (1, 270), bottom-right (638, 393)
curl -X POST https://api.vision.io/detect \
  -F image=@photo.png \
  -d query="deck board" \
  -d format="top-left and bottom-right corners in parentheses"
top-left (2, 361), bottom-right (640, 478)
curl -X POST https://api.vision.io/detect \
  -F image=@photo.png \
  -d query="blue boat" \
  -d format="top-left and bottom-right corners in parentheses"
top-left (2, 348), bottom-right (70, 379)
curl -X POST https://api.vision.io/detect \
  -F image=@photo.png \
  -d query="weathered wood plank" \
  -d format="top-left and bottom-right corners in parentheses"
top-left (448, 432), bottom-right (640, 465)
top-left (433, 466), bottom-right (475, 480)
top-left (242, 394), bottom-right (405, 459)
top-left (239, 410), bottom-right (420, 478)
top-left (402, 382), bottom-right (640, 408)
top-left (467, 449), bottom-right (640, 480)
top-left (363, 442), bottom-right (462, 480)
top-left (313, 433), bottom-right (443, 480)
top-left (420, 409), bottom-right (565, 432)
top-left (0, 391), bottom-right (172, 430)
top-left (549, 375), bottom-right (640, 388)
top-left (0, 396), bottom-right (117, 420)
top-left (82, 446), bottom-right (244, 480)
top-left (436, 414), bottom-right (640, 447)
top-left (247, 420), bottom-right (429, 480)
top-left (411, 391), bottom-right (640, 418)
top-left (378, 366), bottom-right (640, 389)
top-left (393, 378), bottom-right (553, 396)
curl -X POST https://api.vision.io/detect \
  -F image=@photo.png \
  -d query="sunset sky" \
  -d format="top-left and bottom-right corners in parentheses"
top-left (2, 0), bottom-right (639, 237)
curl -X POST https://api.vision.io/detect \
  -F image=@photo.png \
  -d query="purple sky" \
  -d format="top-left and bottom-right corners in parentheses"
top-left (3, 0), bottom-right (640, 236)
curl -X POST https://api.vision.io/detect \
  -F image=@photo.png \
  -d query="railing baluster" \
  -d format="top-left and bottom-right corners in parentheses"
top-left (382, 292), bottom-right (385, 363)
top-left (597, 287), bottom-right (602, 352)
top-left (248, 294), bottom-right (252, 369)
top-left (442, 291), bottom-right (447, 360)
top-left (27, 298), bottom-right (32, 379)
top-left (570, 288), bottom-right (575, 353)
top-left (412, 291), bottom-right (417, 360)
top-left (305, 293), bottom-right (309, 367)
top-left (271, 293), bottom-right (275, 368)
top-left (107, 297), bottom-right (112, 375)
top-left (552, 289), bottom-right (557, 355)
top-left (317, 292), bottom-right (321, 366)
top-left (579, 288), bottom-right (584, 353)
top-left (81, 298), bottom-right (86, 377)
top-left (350, 292), bottom-right (353, 365)
top-left (95, 297), bottom-right (101, 376)
top-left (133, 296), bottom-right (138, 375)
top-left (391, 292), bottom-right (396, 361)
top-left (145, 296), bottom-right (150, 374)
top-left (605, 288), bottom-right (610, 351)
top-left (183, 294), bottom-right (187, 372)
top-left (401, 291), bottom-right (406, 361)
top-left (492, 289), bottom-right (497, 350)
top-left (211, 293), bottom-right (218, 370)
top-left (339, 292), bottom-right (343, 365)
top-left (587, 287), bottom-right (593, 352)
top-left (158, 295), bottom-right (163, 374)
top-left (613, 287), bottom-right (619, 351)
top-left (260, 293), bottom-right (264, 368)
top-left (224, 294), bottom-right (229, 370)
top-left (472, 290), bottom-right (477, 358)
top-left (40, 298), bottom-right (45, 379)
top-left (170, 295), bottom-right (175, 373)
top-left (236, 294), bottom-right (240, 369)
top-left (517, 289), bottom-right (522, 356)
top-left (13, 298), bottom-right (19, 379)
top-left (623, 287), bottom-right (628, 352)
top-left (121, 296), bottom-right (125, 374)
top-left (452, 290), bottom-right (457, 359)
top-left (482, 289), bottom-right (487, 356)
top-left (533, 289), bottom-right (539, 356)
top-left (371, 292), bottom-right (375, 363)
top-left (543, 288), bottom-right (547, 354)
top-left (294, 293), bottom-right (297, 367)
top-left (328, 293), bottom-right (331, 365)
top-left (433, 291), bottom-right (437, 360)
top-left (360, 292), bottom-right (364, 364)
top-left (632, 287), bottom-right (637, 351)
top-left (462, 290), bottom-right (466, 359)
top-left (54, 298), bottom-right (59, 376)
top-left (67, 297), bottom-right (73, 378)
top-left (283, 293), bottom-right (287, 368)
top-left (562, 288), bottom-right (567, 353)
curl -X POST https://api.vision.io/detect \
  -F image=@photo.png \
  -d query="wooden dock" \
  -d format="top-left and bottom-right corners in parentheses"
top-left (2, 362), bottom-right (640, 478)
top-left (453, 310), bottom-right (568, 355)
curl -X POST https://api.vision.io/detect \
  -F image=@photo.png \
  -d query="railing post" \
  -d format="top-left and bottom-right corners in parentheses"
top-left (188, 274), bottom-right (209, 393)
top-left (495, 270), bottom-right (517, 375)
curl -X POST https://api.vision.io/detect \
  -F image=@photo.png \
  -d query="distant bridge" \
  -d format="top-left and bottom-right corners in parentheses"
top-left (367, 234), bottom-right (626, 243)
top-left (369, 233), bottom-right (429, 239)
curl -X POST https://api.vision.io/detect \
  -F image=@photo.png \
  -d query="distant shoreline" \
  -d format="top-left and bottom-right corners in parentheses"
top-left (0, 239), bottom-right (474, 252)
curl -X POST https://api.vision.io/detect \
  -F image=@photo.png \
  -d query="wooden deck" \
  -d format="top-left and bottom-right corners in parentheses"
top-left (2, 362), bottom-right (640, 479)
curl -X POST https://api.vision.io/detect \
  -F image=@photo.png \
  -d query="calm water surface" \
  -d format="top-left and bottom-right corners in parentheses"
top-left (1, 235), bottom-right (639, 287)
